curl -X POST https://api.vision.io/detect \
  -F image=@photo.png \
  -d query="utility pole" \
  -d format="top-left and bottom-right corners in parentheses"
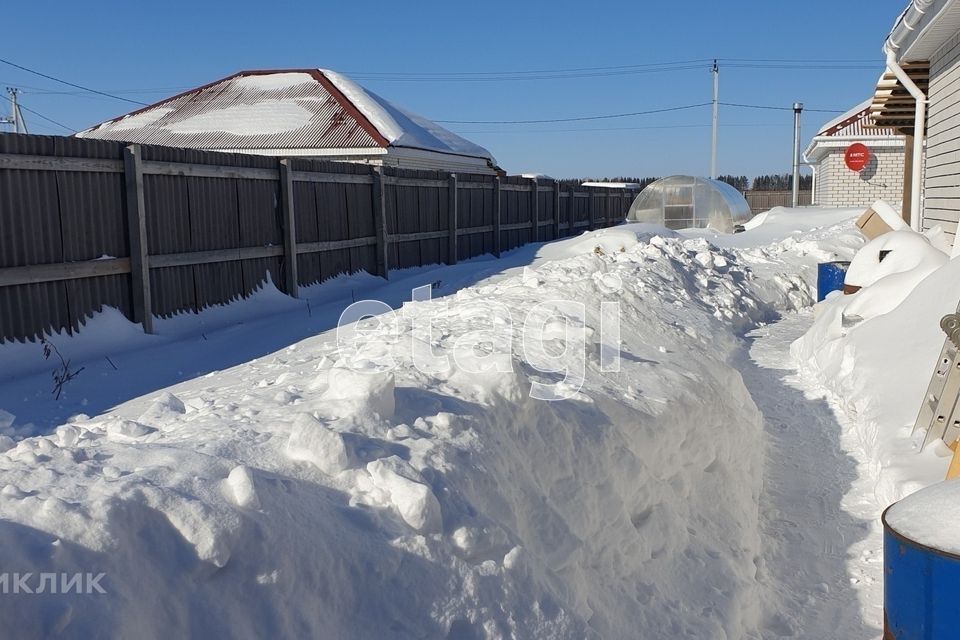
top-left (1, 88), bottom-right (26, 134)
top-left (791, 102), bottom-right (803, 208)
top-left (710, 60), bottom-right (719, 179)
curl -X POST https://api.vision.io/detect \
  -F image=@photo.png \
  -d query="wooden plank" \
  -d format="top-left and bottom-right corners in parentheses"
top-left (279, 159), bottom-right (299, 298)
top-left (291, 170), bottom-right (374, 185)
top-left (150, 246), bottom-right (284, 268)
top-left (553, 180), bottom-right (563, 240)
top-left (459, 180), bottom-right (490, 190)
top-left (298, 237), bottom-right (378, 254)
top-left (448, 174), bottom-right (458, 265)
top-left (372, 167), bottom-right (389, 278)
top-left (530, 177), bottom-right (539, 242)
top-left (385, 176), bottom-right (447, 189)
top-left (493, 177), bottom-right (502, 257)
top-left (123, 144), bottom-right (154, 334)
top-left (390, 230), bottom-right (450, 242)
top-left (500, 183), bottom-right (530, 192)
top-left (0, 257), bottom-right (131, 287)
top-left (589, 189), bottom-right (597, 230)
top-left (501, 222), bottom-right (533, 231)
top-left (142, 160), bottom-right (277, 181)
top-left (457, 225), bottom-right (495, 236)
top-left (0, 152), bottom-right (123, 173)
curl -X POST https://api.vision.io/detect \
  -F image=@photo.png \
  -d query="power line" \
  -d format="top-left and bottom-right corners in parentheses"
top-left (454, 122), bottom-right (789, 134)
top-left (434, 103), bottom-right (712, 124)
top-left (345, 57), bottom-right (881, 81)
top-left (0, 93), bottom-right (74, 132)
top-left (347, 59), bottom-right (714, 76)
top-left (0, 57), bottom-right (148, 106)
top-left (720, 101), bottom-right (845, 113)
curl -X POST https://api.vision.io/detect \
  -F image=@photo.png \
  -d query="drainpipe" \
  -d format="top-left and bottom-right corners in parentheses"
top-left (810, 164), bottom-right (818, 205)
top-left (885, 4), bottom-right (931, 232)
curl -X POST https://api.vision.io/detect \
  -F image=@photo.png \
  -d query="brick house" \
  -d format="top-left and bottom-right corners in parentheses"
top-left (804, 100), bottom-right (905, 208)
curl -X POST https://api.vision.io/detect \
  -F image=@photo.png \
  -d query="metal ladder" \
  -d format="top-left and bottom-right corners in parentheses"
top-left (913, 310), bottom-right (960, 450)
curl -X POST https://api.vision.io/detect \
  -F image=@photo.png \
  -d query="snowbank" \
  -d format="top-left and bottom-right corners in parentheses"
top-left (0, 209), bottom-right (862, 638)
top-left (792, 228), bottom-right (960, 508)
top-left (0, 218), bottom-right (840, 638)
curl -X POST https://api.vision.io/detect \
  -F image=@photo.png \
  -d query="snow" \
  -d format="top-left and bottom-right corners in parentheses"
top-left (232, 72), bottom-right (314, 91)
top-left (885, 479), bottom-right (960, 554)
top-left (793, 245), bottom-right (960, 497)
top-left (0, 205), bottom-right (920, 637)
top-left (870, 199), bottom-right (909, 233)
top-left (321, 69), bottom-right (497, 163)
top-left (164, 100), bottom-right (314, 136)
top-left (107, 107), bottom-right (174, 132)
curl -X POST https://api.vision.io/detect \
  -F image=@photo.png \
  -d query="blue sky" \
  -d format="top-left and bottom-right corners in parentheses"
top-left (4, 0), bottom-right (908, 179)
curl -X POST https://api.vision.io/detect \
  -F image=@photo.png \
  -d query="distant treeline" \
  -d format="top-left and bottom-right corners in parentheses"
top-left (575, 174), bottom-right (813, 192)
top-left (748, 173), bottom-right (813, 191)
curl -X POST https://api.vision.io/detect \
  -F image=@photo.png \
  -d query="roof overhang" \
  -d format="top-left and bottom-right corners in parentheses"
top-left (870, 62), bottom-right (930, 132)
top-left (887, 0), bottom-right (960, 62)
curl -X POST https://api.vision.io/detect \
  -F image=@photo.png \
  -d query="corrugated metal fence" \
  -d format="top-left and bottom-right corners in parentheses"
top-left (0, 133), bottom-right (634, 343)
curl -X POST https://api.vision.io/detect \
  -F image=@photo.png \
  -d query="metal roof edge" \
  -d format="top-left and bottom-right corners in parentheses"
top-left (887, 0), bottom-right (953, 61)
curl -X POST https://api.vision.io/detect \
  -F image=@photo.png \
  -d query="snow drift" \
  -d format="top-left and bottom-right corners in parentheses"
top-left (792, 225), bottom-right (960, 516)
top-left (0, 211), bottom-right (858, 638)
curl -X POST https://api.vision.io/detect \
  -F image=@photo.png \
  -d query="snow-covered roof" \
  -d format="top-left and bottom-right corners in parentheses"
top-left (76, 69), bottom-right (497, 166)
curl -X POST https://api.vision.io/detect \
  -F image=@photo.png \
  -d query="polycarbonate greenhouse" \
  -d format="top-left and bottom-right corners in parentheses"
top-left (626, 176), bottom-right (752, 233)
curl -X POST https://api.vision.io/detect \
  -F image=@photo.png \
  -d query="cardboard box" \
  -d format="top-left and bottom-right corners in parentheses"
top-left (856, 207), bottom-right (892, 240)
top-left (856, 200), bottom-right (909, 240)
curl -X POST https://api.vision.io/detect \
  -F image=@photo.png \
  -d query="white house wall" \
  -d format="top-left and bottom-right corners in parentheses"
top-left (924, 28), bottom-right (960, 241)
top-left (813, 146), bottom-right (905, 208)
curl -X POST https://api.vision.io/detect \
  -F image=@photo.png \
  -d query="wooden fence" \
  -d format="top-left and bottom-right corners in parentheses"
top-left (744, 190), bottom-right (813, 213)
top-left (0, 133), bottom-right (634, 342)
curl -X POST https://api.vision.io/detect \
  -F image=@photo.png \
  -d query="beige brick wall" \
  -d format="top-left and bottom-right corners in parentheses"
top-left (814, 146), bottom-right (904, 208)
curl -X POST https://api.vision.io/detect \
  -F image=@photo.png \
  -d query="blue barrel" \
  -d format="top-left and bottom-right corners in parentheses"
top-left (883, 504), bottom-right (960, 639)
top-left (817, 261), bottom-right (850, 301)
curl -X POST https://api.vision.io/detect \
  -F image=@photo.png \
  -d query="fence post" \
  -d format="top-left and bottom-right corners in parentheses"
top-left (372, 166), bottom-right (389, 278)
top-left (278, 159), bottom-right (299, 298)
top-left (447, 173), bottom-right (458, 265)
top-left (553, 180), bottom-right (561, 239)
top-left (567, 184), bottom-right (576, 236)
top-left (493, 176), bottom-right (502, 257)
top-left (529, 177), bottom-right (539, 242)
top-left (588, 188), bottom-right (597, 230)
top-left (123, 144), bottom-right (153, 335)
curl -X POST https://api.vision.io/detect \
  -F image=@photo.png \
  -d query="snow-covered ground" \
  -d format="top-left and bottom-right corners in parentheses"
top-left (2, 205), bottom-right (929, 639)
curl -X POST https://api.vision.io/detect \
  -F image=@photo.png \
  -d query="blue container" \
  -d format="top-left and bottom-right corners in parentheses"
top-left (883, 505), bottom-right (960, 639)
top-left (816, 261), bottom-right (850, 302)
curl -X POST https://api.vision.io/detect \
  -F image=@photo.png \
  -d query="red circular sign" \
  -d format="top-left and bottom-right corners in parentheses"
top-left (845, 143), bottom-right (871, 172)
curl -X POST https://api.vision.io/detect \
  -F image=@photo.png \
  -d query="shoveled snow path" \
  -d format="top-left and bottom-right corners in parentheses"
top-left (743, 312), bottom-right (882, 639)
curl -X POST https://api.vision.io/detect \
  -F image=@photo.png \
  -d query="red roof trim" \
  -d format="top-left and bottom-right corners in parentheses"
top-left (305, 70), bottom-right (389, 148)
